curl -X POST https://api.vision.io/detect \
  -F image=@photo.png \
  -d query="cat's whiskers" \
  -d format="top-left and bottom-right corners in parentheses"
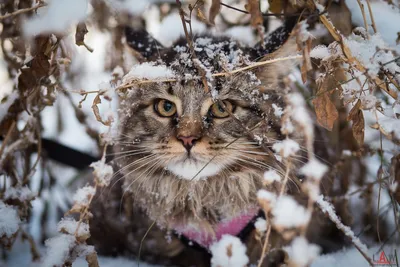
top-left (107, 153), bottom-right (158, 194)
top-left (107, 148), bottom-right (147, 156)
top-left (120, 155), bottom-right (166, 209)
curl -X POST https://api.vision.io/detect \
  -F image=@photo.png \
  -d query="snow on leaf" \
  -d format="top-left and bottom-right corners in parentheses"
top-left (254, 218), bottom-right (267, 234)
top-left (42, 234), bottom-right (76, 267)
top-left (0, 201), bottom-right (20, 238)
top-left (73, 186), bottom-right (96, 207)
top-left (210, 235), bottom-right (249, 267)
top-left (285, 237), bottom-right (321, 267)
top-left (272, 196), bottom-right (311, 229)
top-left (310, 45), bottom-right (330, 60)
top-left (57, 218), bottom-right (90, 242)
top-left (272, 139), bottom-right (300, 158)
top-left (300, 159), bottom-right (328, 181)
top-left (90, 158), bottom-right (113, 187)
top-left (263, 170), bottom-right (281, 185)
top-left (123, 62), bottom-right (175, 83)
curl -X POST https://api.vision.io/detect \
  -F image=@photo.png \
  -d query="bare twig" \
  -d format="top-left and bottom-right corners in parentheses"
top-left (176, 0), bottom-right (210, 93)
top-left (0, 121), bottom-right (16, 158)
top-left (356, 0), bottom-right (370, 38)
top-left (118, 55), bottom-right (302, 90)
top-left (0, 2), bottom-right (47, 21)
top-left (365, 0), bottom-right (378, 34)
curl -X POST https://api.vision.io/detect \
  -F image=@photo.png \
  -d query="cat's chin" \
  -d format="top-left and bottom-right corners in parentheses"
top-left (166, 159), bottom-right (222, 180)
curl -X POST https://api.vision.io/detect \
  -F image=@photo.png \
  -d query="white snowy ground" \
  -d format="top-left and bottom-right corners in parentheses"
top-left (1, 0), bottom-right (400, 266)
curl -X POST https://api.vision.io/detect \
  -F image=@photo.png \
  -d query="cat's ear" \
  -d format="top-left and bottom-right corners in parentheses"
top-left (250, 17), bottom-right (299, 89)
top-left (125, 26), bottom-right (165, 61)
top-left (251, 17), bottom-right (298, 58)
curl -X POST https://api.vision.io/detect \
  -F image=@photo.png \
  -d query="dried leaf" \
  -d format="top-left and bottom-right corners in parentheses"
top-left (347, 100), bottom-right (365, 146)
top-left (246, 0), bottom-right (263, 28)
top-left (75, 22), bottom-right (94, 53)
top-left (208, 0), bottom-right (220, 25)
top-left (312, 93), bottom-right (338, 131)
top-left (268, 0), bottom-right (282, 13)
top-left (301, 63), bottom-right (308, 84)
top-left (92, 94), bottom-right (112, 126)
top-left (86, 252), bottom-right (100, 267)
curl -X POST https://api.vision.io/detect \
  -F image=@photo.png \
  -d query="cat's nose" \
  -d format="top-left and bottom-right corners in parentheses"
top-left (177, 136), bottom-right (199, 151)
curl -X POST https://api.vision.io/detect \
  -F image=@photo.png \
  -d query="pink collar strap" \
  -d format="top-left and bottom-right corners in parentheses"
top-left (177, 209), bottom-right (259, 248)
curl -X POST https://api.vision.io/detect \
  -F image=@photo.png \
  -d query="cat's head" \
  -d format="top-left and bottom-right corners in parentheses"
top-left (115, 20), bottom-right (298, 182)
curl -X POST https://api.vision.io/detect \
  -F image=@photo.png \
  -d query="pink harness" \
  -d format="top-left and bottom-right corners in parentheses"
top-left (177, 209), bottom-right (258, 248)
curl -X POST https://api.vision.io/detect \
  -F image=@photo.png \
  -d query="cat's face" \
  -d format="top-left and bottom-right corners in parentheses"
top-left (117, 73), bottom-right (283, 181)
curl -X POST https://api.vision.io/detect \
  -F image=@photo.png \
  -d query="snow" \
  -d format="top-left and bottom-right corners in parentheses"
top-left (272, 139), bottom-right (300, 158)
top-left (106, 0), bottom-right (151, 16)
top-left (224, 26), bottom-right (257, 46)
top-left (345, 0), bottom-right (400, 51)
top-left (123, 62), bottom-right (176, 82)
top-left (72, 186), bottom-right (96, 206)
top-left (0, 201), bottom-right (20, 237)
top-left (310, 45), bottom-right (330, 59)
top-left (344, 33), bottom-right (400, 77)
top-left (298, 21), bottom-right (313, 42)
top-left (4, 186), bottom-right (35, 201)
top-left (360, 94), bottom-right (377, 110)
top-left (23, 0), bottom-right (89, 36)
top-left (257, 189), bottom-right (277, 203)
top-left (272, 196), bottom-right (311, 229)
top-left (287, 93), bottom-right (314, 139)
top-left (254, 218), bottom-right (267, 233)
top-left (263, 170), bottom-right (281, 184)
top-left (42, 234), bottom-right (76, 267)
top-left (272, 103), bottom-right (284, 118)
top-left (299, 159), bottom-right (328, 181)
top-left (152, 12), bottom-right (206, 47)
top-left (285, 237), bottom-right (321, 267)
top-left (210, 235), bottom-right (249, 267)
top-left (57, 218), bottom-right (89, 238)
top-left (90, 158), bottom-right (113, 186)
top-left (377, 117), bottom-right (400, 140)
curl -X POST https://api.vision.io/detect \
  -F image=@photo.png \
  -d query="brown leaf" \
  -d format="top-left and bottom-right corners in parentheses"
top-left (268, 0), bottom-right (282, 13)
top-left (312, 93), bottom-right (338, 131)
top-left (76, 22), bottom-right (88, 46)
top-left (246, 0), bottom-right (263, 28)
top-left (92, 94), bottom-right (112, 126)
top-left (300, 63), bottom-right (308, 84)
top-left (208, 0), bottom-right (220, 25)
top-left (86, 252), bottom-right (100, 267)
top-left (75, 22), bottom-right (94, 53)
top-left (347, 100), bottom-right (365, 146)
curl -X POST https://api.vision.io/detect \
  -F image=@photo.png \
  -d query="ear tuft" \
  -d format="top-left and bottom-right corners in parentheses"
top-left (125, 26), bottom-right (165, 60)
top-left (251, 17), bottom-right (299, 60)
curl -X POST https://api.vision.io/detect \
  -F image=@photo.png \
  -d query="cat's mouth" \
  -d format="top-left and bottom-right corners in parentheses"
top-left (165, 156), bottom-right (223, 180)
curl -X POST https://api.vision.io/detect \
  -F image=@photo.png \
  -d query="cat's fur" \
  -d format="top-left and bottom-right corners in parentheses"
top-left (88, 18), bottom-right (332, 266)
top-left (115, 25), bottom-right (299, 233)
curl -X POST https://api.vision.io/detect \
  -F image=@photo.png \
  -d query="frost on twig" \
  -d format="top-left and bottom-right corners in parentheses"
top-left (316, 195), bottom-right (373, 266)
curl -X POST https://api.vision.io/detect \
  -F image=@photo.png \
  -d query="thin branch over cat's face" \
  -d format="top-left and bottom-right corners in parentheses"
top-left (116, 75), bottom-right (282, 181)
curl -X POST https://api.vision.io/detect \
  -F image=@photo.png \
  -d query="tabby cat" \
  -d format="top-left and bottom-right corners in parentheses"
top-left (88, 17), bottom-right (338, 266)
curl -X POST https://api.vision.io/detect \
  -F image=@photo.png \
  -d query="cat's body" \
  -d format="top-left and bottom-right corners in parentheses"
top-left (88, 18), bottom-right (342, 266)
top-left (115, 29), bottom-right (293, 239)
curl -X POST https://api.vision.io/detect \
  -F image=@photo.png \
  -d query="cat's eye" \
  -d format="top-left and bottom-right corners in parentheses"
top-left (209, 101), bottom-right (234, 118)
top-left (154, 99), bottom-right (177, 117)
